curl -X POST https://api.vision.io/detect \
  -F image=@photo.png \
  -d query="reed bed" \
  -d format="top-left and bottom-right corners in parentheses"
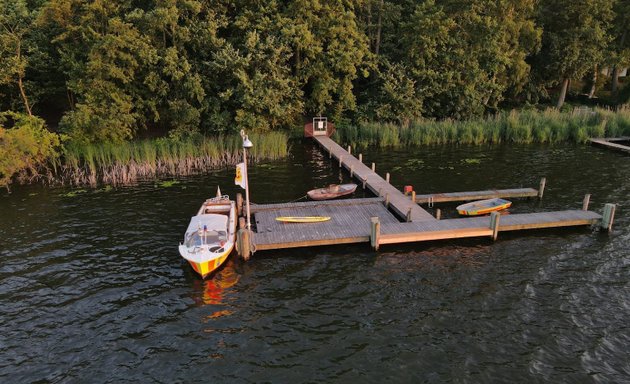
top-left (57, 132), bottom-right (289, 187)
top-left (334, 107), bottom-right (630, 148)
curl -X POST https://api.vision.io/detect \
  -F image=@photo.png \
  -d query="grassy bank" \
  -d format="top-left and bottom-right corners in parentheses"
top-left (334, 107), bottom-right (630, 148)
top-left (56, 132), bottom-right (289, 187)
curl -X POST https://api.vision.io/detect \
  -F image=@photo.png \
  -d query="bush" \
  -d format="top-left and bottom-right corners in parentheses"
top-left (0, 112), bottom-right (61, 189)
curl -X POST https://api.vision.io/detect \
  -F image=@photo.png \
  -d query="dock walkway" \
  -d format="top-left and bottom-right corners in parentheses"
top-left (590, 137), bottom-right (630, 154)
top-left (313, 136), bottom-right (435, 222)
top-left (252, 198), bottom-right (396, 250)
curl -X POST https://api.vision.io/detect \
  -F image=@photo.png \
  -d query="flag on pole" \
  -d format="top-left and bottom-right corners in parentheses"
top-left (235, 162), bottom-right (246, 189)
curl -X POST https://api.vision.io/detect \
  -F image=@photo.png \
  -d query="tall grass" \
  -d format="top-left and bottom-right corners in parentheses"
top-left (334, 106), bottom-right (630, 148)
top-left (58, 132), bottom-right (289, 187)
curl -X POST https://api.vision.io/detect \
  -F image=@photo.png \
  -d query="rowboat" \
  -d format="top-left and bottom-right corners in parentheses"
top-left (307, 183), bottom-right (357, 200)
top-left (456, 198), bottom-right (512, 216)
top-left (179, 192), bottom-right (236, 279)
top-left (276, 216), bottom-right (331, 223)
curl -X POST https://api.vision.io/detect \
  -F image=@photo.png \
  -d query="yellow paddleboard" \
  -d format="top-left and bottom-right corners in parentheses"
top-left (275, 216), bottom-right (331, 223)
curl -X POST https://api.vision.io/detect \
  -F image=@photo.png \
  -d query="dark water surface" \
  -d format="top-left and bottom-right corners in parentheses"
top-left (1, 141), bottom-right (629, 383)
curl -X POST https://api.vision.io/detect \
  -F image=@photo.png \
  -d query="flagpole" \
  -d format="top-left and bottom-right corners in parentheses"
top-left (241, 130), bottom-right (253, 230)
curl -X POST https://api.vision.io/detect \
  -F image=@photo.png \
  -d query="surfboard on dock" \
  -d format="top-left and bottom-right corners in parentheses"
top-left (275, 216), bottom-right (331, 223)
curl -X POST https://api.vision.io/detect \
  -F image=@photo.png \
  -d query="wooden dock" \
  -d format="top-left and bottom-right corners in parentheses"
top-left (313, 136), bottom-right (435, 222)
top-left (414, 187), bottom-right (540, 204)
top-left (234, 135), bottom-right (614, 257)
top-left (378, 210), bottom-right (602, 245)
top-left (249, 198), bottom-right (603, 251)
top-left (251, 198), bottom-right (394, 250)
top-left (590, 137), bottom-right (630, 154)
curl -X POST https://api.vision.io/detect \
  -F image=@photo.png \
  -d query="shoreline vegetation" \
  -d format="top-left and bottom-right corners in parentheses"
top-left (0, 131), bottom-right (288, 190)
top-left (57, 132), bottom-right (289, 188)
top-left (3, 107), bottom-right (630, 191)
top-left (334, 107), bottom-right (630, 148)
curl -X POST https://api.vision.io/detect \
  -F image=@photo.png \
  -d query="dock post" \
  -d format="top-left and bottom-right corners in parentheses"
top-left (236, 193), bottom-right (244, 217)
top-left (359, 153), bottom-right (363, 163)
top-left (237, 217), bottom-right (251, 261)
top-left (385, 193), bottom-right (390, 207)
top-left (362, 177), bottom-right (367, 189)
top-left (370, 217), bottom-right (380, 251)
top-left (385, 173), bottom-right (390, 183)
top-left (435, 208), bottom-right (441, 220)
top-left (582, 194), bottom-right (591, 211)
top-left (347, 145), bottom-right (351, 155)
top-left (490, 211), bottom-right (501, 240)
top-left (411, 191), bottom-right (416, 203)
top-left (406, 208), bottom-right (412, 222)
top-left (602, 203), bottom-right (616, 232)
top-left (339, 156), bottom-right (343, 167)
top-left (371, 163), bottom-right (375, 172)
top-left (350, 165), bottom-right (354, 178)
top-left (538, 177), bottom-right (546, 199)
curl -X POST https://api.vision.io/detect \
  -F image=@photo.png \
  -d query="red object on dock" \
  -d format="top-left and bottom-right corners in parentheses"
top-left (403, 185), bottom-right (414, 195)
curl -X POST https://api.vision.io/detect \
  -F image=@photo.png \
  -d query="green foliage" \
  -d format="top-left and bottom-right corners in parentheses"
top-left (335, 107), bottom-right (630, 148)
top-left (0, 112), bottom-right (60, 188)
top-left (0, 0), bottom-right (628, 147)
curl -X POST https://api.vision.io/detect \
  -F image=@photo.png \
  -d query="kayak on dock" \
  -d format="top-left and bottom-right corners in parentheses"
top-left (456, 198), bottom-right (512, 216)
top-left (276, 216), bottom-right (331, 223)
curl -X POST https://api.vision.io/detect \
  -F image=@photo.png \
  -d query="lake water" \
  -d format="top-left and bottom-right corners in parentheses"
top-left (1, 140), bottom-right (629, 383)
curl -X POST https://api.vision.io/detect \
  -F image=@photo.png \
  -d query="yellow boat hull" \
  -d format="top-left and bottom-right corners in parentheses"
top-left (187, 245), bottom-right (233, 279)
top-left (456, 198), bottom-right (512, 216)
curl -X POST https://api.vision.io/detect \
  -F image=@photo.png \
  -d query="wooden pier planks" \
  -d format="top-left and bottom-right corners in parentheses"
top-left (378, 210), bottom-right (601, 245)
top-left (252, 198), bottom-right (400, 250)
top-left (313, 136), bottom-right (436, 222)
top-left (590, 137), bottom-right (630, 154)
top-left (414, 188), bottom-right (538, 204)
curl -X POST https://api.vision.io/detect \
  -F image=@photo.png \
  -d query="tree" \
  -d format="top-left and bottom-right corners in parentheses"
top-left (0, 0), bottom-right (36, 115)
top-left (536, 0), bottom-right (614, 109)
top-left (0, 111), bottom-right (60, 190)
top-left (609, 0), bottom-right (630, 97)
top-left (41, 0), bottom-right (158, 142)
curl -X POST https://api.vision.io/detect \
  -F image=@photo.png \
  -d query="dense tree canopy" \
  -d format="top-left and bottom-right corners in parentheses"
top-left (0, 0), bottom-right (628, 143)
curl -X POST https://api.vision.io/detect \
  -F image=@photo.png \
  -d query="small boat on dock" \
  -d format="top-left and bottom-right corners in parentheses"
top-left (179, 192), bottom-right (236, 278)
top-left (276, 216), bottom-right (331, 223)
top-left (456, 198), bottom-right (512, 216)
top-left (307, 183), bottom-right (357, 200)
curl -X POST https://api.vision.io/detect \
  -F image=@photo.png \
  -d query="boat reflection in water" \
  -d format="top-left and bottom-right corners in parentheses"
top-left (190, 260), bottom-right (240, 314)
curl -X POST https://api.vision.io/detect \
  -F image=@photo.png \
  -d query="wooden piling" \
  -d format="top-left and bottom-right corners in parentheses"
top-left (236, 193), bottom-right (243, 217)
top-left (362, 177), bottom-right (367, 189)
top-left (347, 145), bottom-right (351, 155)
top-left (490, 211), bottom-right (500, 240)
top-left (350, 165), bottom-right (354, 178)
top-left (385, 193), bottom-right (390, 207)
top-left (582, 194), bottom-right (591, 211)
top-left (602, 203), bottom-right (616, 232)
top-left (411, 191), bottom-right (416, 203)
top-left (538, 177), bottom-right (546, 199)
top-left (385, 172), bottom-right (390, 183)
top-left (237, 217), bottom-right (251, 260)
top-left (370, 217), bottom-right (380, 251)
top-left (406, 208), bottom-right (412, 222)
top-left (358, 153), bottom-right (363, 163)
top-left (339, 155), bottom-right (343, 167)
top-left (371, 162), bottom-right (375, 172)
top-left (435, 208), bottom-right (441, 220)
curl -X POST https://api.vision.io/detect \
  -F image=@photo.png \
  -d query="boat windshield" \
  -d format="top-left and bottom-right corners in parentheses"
top-left (184, 230), bottom-right (227, 248)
